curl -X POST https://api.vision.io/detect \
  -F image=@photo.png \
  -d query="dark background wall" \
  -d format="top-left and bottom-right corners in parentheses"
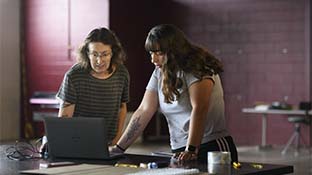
top-left (109, 0), bottom-right (188, 110)
top-left (110, 0), bottom-right (311, 145)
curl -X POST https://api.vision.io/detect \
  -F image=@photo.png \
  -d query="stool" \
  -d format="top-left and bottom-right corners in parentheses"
top-left (281, 116), bottom-right (309, 155)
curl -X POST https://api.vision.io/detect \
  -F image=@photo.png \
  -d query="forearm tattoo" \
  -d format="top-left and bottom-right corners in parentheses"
top-left (125, 116), bottom-right (141, 143)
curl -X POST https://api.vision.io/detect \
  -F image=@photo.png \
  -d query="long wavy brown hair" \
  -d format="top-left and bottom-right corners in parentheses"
top-left (145, 24), bottom-right (223, 103)
top-left (77, 27), bottom-right (126, 73)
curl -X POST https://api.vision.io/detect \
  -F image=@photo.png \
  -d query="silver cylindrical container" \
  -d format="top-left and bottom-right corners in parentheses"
top-left (207, 151), bottom-right (231, 164)
top-left (207, 152), bottom-right (231, 175)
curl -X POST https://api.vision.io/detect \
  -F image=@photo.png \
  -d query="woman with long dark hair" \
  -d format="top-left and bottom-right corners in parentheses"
top-left (111, 24), bottom-right (237, 162)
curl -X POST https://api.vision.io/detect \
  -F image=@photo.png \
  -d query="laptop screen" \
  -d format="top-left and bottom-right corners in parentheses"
top-left (43, 117), bottom-right (111, 159)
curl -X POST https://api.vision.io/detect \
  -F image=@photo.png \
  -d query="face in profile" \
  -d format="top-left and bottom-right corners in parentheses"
top-left (88, 42), bottom-right (113, 77)
top-left (149, 51), bottom-right (167, 68)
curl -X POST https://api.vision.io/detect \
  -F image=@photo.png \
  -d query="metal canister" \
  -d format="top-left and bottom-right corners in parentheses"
top-left (207, 152), bottom-right (231, 175)
top-left (207, 151), bottom-right (231, 164)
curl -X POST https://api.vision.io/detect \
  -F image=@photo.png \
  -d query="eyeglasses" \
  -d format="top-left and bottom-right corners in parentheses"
top-left (88, 51), bottom-right (112, 59)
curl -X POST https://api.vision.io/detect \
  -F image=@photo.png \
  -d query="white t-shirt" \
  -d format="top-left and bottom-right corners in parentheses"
top-left (146, 68), bottom-right (229, 150)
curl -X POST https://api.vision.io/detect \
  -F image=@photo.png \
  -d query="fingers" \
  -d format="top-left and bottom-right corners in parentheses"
top-left (109, 145), bottom-right (124, 154)
top-left (173, 152), bottom-right (180, 159)
top-left (173, 151), bottom-right (197, 161)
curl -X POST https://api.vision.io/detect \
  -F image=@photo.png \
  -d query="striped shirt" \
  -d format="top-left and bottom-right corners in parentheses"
top-left (56, 63), bottom-right (130, 142)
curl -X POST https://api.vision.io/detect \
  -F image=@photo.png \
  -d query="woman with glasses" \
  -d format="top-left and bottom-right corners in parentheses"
top-left (111, 24), bottom-right (238, 162)
top-left (56, 27), bottom-right (129, 145)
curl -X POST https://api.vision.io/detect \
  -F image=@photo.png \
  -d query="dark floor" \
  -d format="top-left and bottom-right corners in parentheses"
top-left (126, 141), bottom-right (312, 175)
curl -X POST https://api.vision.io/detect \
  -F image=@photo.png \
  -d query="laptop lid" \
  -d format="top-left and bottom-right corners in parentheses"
top-left (44, 117), bottom-right (120, 160)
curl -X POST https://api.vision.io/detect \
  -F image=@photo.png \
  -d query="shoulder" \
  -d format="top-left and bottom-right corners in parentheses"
top-left (71, 63), bottom-right (87, 72)
top-left (65, 63), bottom-right (88, 77)
top-left (152, 67), bottom-right (161, 78)
top-left (183, 72), bottom-right (217, 87)
top-left (115, 64), bottom-right (129, 77)
top-left (117, 64), bottom-right (128, 72)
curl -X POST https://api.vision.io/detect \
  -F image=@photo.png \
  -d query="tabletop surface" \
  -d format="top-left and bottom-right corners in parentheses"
top-left (242, 108), bottom-right (312, 115)
top-left (0, 143), bottom-right (293, 175)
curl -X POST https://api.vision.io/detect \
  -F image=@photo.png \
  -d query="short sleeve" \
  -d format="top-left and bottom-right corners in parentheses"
top-left (56, 72), bottom-right (77, 104)
top-left (121, 67), bottom-right (130, 103)
top-left (184, 73), bottom-right (215, 88)
top-left (146, 68), bottom-right (160, 92)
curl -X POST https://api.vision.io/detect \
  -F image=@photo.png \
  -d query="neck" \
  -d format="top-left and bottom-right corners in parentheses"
top-left (91, 66), bottom-right (115, 79)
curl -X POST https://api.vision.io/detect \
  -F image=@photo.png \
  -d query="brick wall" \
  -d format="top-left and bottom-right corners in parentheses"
top-left (111, 0), bottom-right (310, 146)
top-left (174, 0), bottom-right (310, 145)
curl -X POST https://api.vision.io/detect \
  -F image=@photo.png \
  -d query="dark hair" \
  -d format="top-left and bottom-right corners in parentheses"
top-left (145, 24), bottom-right (223, 103)
top-left (77, 27), bottom-right (126, 73)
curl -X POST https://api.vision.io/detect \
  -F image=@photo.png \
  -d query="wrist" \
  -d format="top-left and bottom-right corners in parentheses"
top-left (185, 145), bottom-right (198, 153)
top-left (116, 144), bottom-right (126, 152)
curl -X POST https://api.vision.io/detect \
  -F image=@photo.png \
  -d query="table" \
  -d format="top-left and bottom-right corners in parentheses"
top-left (30, 93), bottom-right (59, 122)
top-left (29, 92), bottom-right (59, 137)
top-left (0, 143), bottom-right (293, 175)
top-left (242, 108), bottom-right (312, 149)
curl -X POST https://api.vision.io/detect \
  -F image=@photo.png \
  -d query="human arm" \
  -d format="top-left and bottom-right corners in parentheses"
top-left (58, 100), bottom-right (75, 117)
top-left (177, 78), bottom-right (214, 161)
top-left (56, 69), bottom-right (76, 118)
top-left (111, 90), bottom-right (159, 152)
top-left (39, 99), bottom-right (75, 153)
top-left (111, 102), bottom-right (127, 145)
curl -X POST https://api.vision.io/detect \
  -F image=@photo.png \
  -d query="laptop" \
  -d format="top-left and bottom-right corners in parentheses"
top-left (43, 117), bottom-right (123, 160)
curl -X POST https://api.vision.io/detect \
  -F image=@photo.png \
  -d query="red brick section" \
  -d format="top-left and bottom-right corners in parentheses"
top-left (109, 0), bottom-right (310, 146)
top-left (173, 0), bottom-right (309, 146)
